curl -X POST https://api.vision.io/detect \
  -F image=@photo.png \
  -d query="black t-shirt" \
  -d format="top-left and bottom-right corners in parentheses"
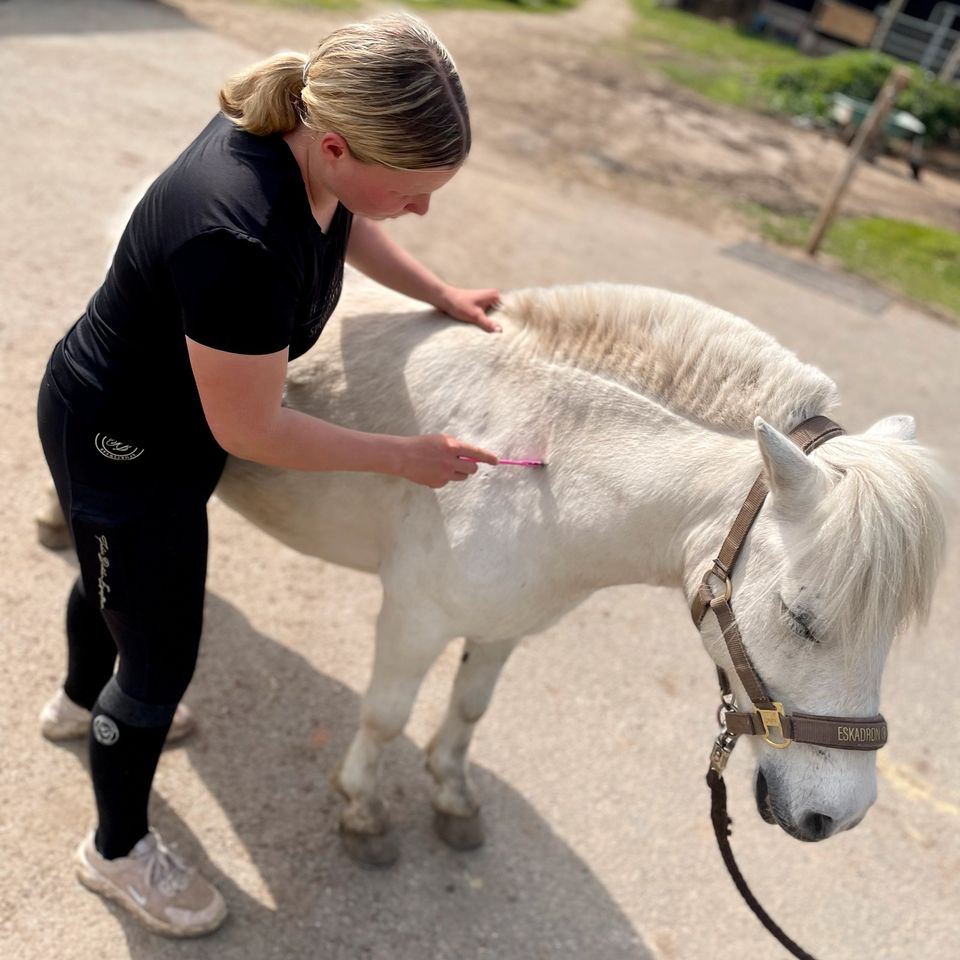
top-left (49, 112), bottom-right (353, 460)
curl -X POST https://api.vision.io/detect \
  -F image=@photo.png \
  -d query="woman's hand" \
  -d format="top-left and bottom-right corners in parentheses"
top-left (346, 219), bottom-right (502, 332)
top-left (436, 285), bottom-right (502, 333)
top-left (397, 434), bottom-right (498, 488)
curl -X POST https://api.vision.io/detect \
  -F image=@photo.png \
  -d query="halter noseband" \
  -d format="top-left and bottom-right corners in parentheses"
top-left (691, 416), bottom-right (888, 755)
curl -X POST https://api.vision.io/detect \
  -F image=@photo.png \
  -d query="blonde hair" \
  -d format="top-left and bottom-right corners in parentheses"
top-left (218, 13), bottom-right (470, 170)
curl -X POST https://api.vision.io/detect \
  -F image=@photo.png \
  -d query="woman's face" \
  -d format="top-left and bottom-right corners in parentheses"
top-left (317, 133), bottom-right (459, 220)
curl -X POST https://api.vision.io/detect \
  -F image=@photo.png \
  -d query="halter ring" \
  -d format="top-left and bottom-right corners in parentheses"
top-left (701, 565), bottom-right (732, 603)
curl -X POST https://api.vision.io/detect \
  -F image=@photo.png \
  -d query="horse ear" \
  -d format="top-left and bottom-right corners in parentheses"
top-left (865, 415), bottom-right (916, 441)
top-left (754, 417), bottom-right (818, 499)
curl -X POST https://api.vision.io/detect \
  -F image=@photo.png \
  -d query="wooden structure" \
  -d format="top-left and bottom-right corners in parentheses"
top-left (809, 0), bottom-right (879, 46)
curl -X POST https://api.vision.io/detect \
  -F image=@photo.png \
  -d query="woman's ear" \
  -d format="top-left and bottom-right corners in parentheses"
top-left (318, 132), bottom-right (350, 162)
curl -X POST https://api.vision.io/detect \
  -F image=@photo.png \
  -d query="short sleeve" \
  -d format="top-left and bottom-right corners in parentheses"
top-left (168, 228), bottom-right (299, 355)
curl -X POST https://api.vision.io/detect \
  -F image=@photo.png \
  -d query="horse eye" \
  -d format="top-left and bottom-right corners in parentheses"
top-left (779, 598), bottom-right (820, 644)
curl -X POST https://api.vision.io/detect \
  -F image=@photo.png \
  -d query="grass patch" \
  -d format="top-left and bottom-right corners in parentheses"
top-left (748, 206), bottom-right (960, 322)
top-left (627, 3), bottom-right (960, 142)
top-left (243, 0), bottom-right (359, 11)
top-left (248, 0), bottom-right (578, 11)
top-left (408, 0), bottom-right (578, 10)
top-left (628, 0), bottom-right (805, 109)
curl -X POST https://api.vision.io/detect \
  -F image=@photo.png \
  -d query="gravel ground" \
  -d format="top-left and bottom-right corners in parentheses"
top-left (1, 1), bottom-right (958, 959)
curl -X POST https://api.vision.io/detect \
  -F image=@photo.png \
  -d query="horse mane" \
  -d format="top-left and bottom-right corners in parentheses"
top-left (500, 284), bottom-right (840, 433)
top-left (499, 284), bottom-right (948, 654)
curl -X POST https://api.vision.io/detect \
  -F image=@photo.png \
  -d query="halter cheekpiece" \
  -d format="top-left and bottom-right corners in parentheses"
top-left (691, 415), bottom-right (888, 763)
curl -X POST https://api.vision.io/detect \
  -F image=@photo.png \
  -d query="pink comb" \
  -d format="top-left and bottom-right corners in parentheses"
top-left (459, 457), bottom-right (546, 468)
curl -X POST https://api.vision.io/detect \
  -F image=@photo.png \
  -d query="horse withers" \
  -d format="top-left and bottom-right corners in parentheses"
top-left (38, 273), bottom-right (950, 865)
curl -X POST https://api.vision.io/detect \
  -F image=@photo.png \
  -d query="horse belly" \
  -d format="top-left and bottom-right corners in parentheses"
top-left (215, 458), bottom-right (394, 574)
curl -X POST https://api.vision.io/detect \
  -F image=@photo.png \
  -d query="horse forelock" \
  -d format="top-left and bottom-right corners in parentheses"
top-left (499, 284), bottom-right (840, 433)
top-left (794, 435), bottom-right (950, 667)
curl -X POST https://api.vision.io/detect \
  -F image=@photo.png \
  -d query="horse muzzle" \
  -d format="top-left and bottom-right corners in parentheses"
top-left (754, 768), bottom-right (845, 842)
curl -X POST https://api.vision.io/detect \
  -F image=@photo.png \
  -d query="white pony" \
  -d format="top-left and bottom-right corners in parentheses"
top-left (207, 272), bottom-right (948, 864)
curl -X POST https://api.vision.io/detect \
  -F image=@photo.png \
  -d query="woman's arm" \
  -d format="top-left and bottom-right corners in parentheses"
top-left (185, 338), bottom-right (497, 487)
top-left (346, 216), bottom-right (501, 332)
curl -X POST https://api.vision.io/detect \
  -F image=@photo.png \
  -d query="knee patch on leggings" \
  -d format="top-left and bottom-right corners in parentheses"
top-left (94, 676), bottom-right (177, 733)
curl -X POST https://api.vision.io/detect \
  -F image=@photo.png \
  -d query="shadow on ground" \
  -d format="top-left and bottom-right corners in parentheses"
top-left (58, 592), bottom-right (651, 960)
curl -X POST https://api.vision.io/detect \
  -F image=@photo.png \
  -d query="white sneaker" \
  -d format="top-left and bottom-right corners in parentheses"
top-left (40, 688), bottom-right (195, 743)
top-left (75, 829), bottom-right (227, 938)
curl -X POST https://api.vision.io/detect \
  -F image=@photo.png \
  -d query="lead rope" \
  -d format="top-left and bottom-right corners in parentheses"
top-left (697, 414), bottom-right (845, 959)
top-left (707, 736), bottom-right (817, 960)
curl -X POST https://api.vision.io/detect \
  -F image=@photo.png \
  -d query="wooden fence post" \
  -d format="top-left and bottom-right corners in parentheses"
top-left (870, 0), bottom-right (907, 52)
top-left (805, 66), bottom-right (912, 257)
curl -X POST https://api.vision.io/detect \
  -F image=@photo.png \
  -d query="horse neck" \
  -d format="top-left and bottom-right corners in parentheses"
top-left (542, 376), bottom-right (761, 593)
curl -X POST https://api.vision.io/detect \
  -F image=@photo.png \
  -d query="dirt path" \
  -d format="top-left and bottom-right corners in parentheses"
top-left (174, 0), bottom-right (960, 243)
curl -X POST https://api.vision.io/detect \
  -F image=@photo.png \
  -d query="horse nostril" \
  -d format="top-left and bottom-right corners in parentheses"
top-left (799, 811), bottom-right (835, 841)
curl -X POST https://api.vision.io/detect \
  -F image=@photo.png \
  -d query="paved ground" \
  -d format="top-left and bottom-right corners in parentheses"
top-left (1, 1), bottom-right (958, 958)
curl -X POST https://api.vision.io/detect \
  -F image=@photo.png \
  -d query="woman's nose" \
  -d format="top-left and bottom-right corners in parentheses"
top-left (405, 195), bottom-right (430, 216)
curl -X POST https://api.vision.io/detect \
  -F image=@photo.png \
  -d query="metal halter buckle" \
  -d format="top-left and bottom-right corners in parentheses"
top-left (757, 702), bottom-right (792, 749)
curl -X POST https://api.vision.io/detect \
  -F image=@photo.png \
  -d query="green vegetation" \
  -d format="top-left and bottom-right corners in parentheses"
top-left (256, 0), bottom-right (577, 11)
top-left (761, 51), bottom-right (960, 145)
top-left (748, 207), bottom-right (960, 322)
top-left (630, 1), bottom-right (960, 320)
top-left (628, 0), bottom-right (960, 145)
top-left (248, 0), bottom-right (358, 11)
top-left (628, 0), bottom-right (805, 108)
top-left (408, 0), bottom-right (577, 10)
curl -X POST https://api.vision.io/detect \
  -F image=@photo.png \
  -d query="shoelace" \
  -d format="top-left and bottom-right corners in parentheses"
top-left (141, 836), bottom-right (193, 897)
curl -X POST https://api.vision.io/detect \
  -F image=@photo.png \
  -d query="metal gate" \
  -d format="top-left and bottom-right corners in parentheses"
top-left (880, 2), bottom-right (960, 73)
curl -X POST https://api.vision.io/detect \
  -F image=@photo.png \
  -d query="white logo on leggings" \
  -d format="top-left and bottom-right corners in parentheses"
top-left (92, 715), bottom-right (120, 746)
top-left (95, 434), bottom-right (144, 461)
top-left (96, 535), bottom-right (110, 609)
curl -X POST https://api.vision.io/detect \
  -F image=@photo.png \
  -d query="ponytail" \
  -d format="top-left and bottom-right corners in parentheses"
top-left (218, 52), bottom-right (307, 136)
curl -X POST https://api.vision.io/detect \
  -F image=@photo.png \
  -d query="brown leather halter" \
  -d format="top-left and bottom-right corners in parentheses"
top-left (691, 415), bottom-right (888, 756)
top-left (692, 416), bottom-right (890, 960)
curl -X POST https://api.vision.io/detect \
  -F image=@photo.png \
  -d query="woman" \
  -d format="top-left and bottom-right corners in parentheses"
top-left (36, 13), bottom-right (498, 938)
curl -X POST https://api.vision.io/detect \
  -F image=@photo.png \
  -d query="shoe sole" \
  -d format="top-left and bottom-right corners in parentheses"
top-left (75, 855), bottom-right (226, 938)
top-left (41, 721), bottom-right (91, 742)
top-left (43, 716), bottom-right (195, 745)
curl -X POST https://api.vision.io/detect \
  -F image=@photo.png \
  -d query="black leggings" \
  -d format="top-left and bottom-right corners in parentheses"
top-left (38, 366), bottom-right (226, 857)
top-left (37, 369), bottom-right (221, 707)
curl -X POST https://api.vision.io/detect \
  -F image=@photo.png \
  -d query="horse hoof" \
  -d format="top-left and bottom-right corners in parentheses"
top-left (434, 810), bottom-right (485, 851)
top-left (339, 827), bottom-right (399, 867)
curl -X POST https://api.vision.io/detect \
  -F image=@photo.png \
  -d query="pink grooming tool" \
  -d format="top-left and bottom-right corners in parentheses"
top-left (459, 457), bottom-right (546, 468)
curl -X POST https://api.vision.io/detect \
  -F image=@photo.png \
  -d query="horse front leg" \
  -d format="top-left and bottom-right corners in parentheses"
top-left (334, 596), bottom-right (449, 866)
top-left (426, 637), bottom-right (518, 850)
